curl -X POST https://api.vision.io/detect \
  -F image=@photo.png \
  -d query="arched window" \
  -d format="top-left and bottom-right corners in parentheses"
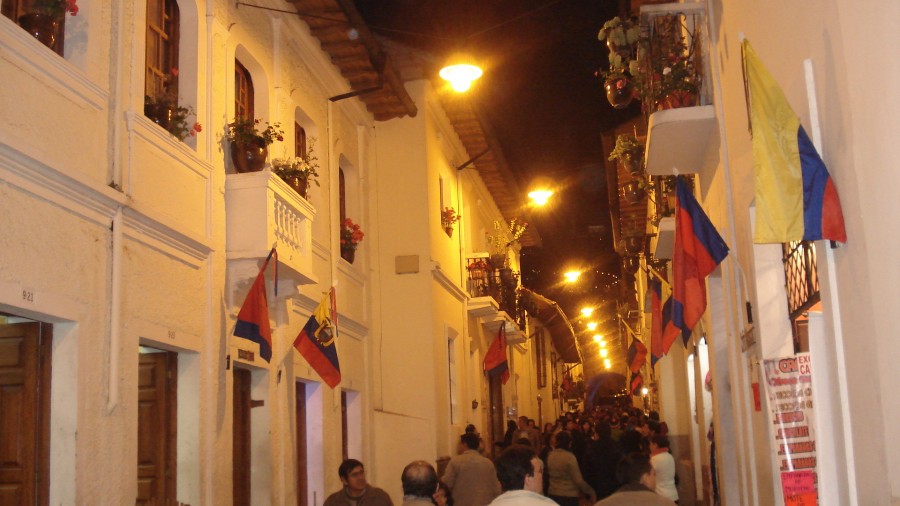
top-left (145, 0), bottom-right (180, 102)
top-left (234, 60), bottom-right (254, 121)
top-left (295, 123), bottom-right (307, 159)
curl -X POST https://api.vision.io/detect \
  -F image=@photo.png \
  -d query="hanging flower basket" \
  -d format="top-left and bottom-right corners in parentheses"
top-left (622, 180), bottom-right (646, 204)
top-left (605, 78), bottom-right (635, 110)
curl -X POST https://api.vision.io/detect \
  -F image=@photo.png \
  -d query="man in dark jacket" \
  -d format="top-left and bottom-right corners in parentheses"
top-left (324, 459), bottom-right (394, 506)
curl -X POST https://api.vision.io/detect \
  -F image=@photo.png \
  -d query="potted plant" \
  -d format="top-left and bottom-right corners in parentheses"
top-left (19, 0), bottom-right (78, 49)
top-left (597, 16), bottom-right (639, 59)
top-left (631, 14), bottom-right (701, 111)
top-left (271, 138), bottom-right (320, 200)
top-left (608, 133), bottom-right (645, 175)
top-left (441, 207), bottom-right (461, 237)
top-left (339, 218), bottom-right (365, 264)
top-left (622, 177), bottom-right (648, 205)
top-left (225, 118), bottom-right (284, 173)
top-left (599, 66), bottom-right (636, 110)
top-left (486, 218), bottom-right (528, 269)
top-left (144, 68), bottom-right (202, 142)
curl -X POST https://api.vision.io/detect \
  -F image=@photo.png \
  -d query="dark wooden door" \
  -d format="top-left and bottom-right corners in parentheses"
top-left (488, 373), bottom-right (503, 457)
top-left (233, 369), bottom-right (252, 506)
top-left (136, 351), bottom-right (177, 505)
top-left (296, 382), bottom-right (307, 506)
top-left (0, 322), bottom-right (51, 506)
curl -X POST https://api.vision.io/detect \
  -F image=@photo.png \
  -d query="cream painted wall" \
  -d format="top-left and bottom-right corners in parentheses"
top-left (701, 0), bottom-right (899, 502)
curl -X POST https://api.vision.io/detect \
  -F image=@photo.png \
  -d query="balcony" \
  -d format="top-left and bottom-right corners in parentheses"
top-left (639, 2), bottom-right (719, 179)
top-left (225, 170), bottom-right (317, 287)
top-left (465, 255), bottom-right (525, 343)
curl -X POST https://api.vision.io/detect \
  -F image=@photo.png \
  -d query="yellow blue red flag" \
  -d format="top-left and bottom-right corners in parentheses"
top-left (294, 289), bottom-right (341, 388)
top-left (742, 39), bottom-right (846, 243)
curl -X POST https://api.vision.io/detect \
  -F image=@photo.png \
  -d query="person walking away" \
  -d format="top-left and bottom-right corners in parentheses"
top-left (649, 436), bottom-right (679, 504)
top-left (546, 431), bottom-right (595, 506)
top-left (595, 453), bottom-right (676, 506)
top-left (324, 459), bottom-right (394, 506)
top-left (488, 445), bottom-right (557, 505)
top-left (442, 433), bottom-right (501, 506)
top-left (584, 422), bottom-right (622, 501)
top-left (401, 461), bottom-right (440, 506)
top-left (433, 481), bottom-right (453, 506)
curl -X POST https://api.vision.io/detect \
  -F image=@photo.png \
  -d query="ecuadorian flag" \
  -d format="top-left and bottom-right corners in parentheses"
top-left (743, 39), bottom-right (846, 244)
top-left (294, 290), bottom-right (341, 388)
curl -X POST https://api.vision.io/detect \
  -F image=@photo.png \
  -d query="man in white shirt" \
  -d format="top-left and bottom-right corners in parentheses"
top-left (488, 445), bottom-right (557, 506)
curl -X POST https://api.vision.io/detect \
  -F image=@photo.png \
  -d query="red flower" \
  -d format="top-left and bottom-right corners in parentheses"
top-left (193, 122), bottom-right (202, 133)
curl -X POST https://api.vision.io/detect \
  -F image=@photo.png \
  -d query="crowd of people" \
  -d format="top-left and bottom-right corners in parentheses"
top-left (323, 405), bottom-right (681, 506)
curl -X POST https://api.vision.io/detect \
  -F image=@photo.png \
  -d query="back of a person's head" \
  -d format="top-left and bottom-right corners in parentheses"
top-left (595, 422), bottom-right (612, 439)
top-left (555, 430), bottom-right (572, 450)
top-left (515, 437), bottom-right (532, 446)
top-left (465, 423), bottom-right (477, 434)
top-left (617, 453), bottom-right (653, 485)
top-left (402, 460), bottom-right (437, 498)
top-left (494, 444), bottom-right (536, 491)
top-left (652, 434), bottom-right (670, 449)
top-left (338, 459), bottom-right (364, 479)
top-left (461, 432), bottom-right (480, 450)
top-left (649, 410), bottom-right (660, 421)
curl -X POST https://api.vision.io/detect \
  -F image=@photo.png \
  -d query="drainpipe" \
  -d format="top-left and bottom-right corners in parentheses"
top-left (107, 207), bottom-right (124, 414)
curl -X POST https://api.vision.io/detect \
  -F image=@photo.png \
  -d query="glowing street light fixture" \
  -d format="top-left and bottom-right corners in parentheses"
top-left (641, 387), bottom-right (649, 396)
top-left (580, 307), bottom-right (594, 317)
top-left (603, 359), bottom-right (611, 369)
top-left (440, 55), bottom-right (483, 92)
top-left (528, 189), bottom-right (553, 206)
top-left (599, 340), bottom-right (607, 348)
top-left (592, 334), bottom-right (603, 343)
top-left (586, 322), bottom-right (598, 331)
top-left (599, 349), bottom-right (609, 358)
top-left (564, 270), bottom-right (581, 283)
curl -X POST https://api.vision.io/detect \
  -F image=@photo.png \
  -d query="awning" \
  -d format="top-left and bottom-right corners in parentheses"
top-left (520, 289), bottom-right (582, 364)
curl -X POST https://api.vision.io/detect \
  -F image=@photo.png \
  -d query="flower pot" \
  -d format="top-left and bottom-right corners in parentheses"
top-left (622, 181), bottom-right (645, 204)
top-left (444, 226), bottom-right (454, 238)
top-left (18, 13), bottom-right (59, 50)
top-left (499, 267), bottom-right (516, 286)
top-left (621, 154), bottom-right (643, 175)
top-left (606, 39), bottom-right (633, 60)
top-left (657, 90), bottom-right (698, 111)
top-left (284, 176), bottom-right (309, 199)
top-left (623, 256), bottom-right (640, 274)
top-left (144, 102), bottom-right (175, 132)
top-left (623, 236), bottom-right (644, 255)
top-left (340, 245), bottom-right (356, 264)
top-left (231, 141), bottom-right (268, 173)
top-left (605, 79), bottom-right (635, 110)
top-left (489, 254), bottom-right (506, 270)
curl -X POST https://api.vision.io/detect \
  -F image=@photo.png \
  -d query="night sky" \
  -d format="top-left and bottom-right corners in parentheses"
top-left (355, 0), bottom-right (641, 321)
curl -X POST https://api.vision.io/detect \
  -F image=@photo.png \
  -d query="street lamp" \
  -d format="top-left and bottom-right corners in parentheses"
top-left (440, 54), bottom-right (483, 92)
top-left (580, 307), bottom-right (594, 317)
top-left (564, 270), bottom-right (581, 283)
top-left (586, 322), bottom-right (598, 331)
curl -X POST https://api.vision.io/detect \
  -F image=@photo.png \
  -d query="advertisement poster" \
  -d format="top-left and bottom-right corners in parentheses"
top-left (763, 353), bottom-right (818, 506)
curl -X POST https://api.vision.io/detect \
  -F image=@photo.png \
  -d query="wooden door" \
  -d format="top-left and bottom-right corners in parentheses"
top-left (233, 369), bottom-right (252, 506)
top-left (295, 383), bottom-right (307, 506)
top-left (136, 351), bottom-right (177, 505)
top-left (0, 321), bottom-right (51, 506)
top-left (488, 373), bottom-right (503, 457)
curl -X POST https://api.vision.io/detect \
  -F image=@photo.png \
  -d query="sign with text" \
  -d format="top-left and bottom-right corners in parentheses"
top-left (764, 353), bottom-right (818, 506)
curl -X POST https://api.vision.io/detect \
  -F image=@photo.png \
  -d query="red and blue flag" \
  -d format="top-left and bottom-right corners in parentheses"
top-left (483, 324), bottom-right (510, 384)
top-left (234, 249), bottom-right (277, 362)
top-left (662, 179), bottom-right (729, 350)
top-left (649, 278), bottom-right (664, 366)
top-left (627, 338), bottom-right (648, 375)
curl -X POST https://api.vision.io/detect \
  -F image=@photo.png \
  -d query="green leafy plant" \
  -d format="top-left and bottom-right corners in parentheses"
top-left (630, 14), bottom-right (701, 110)
top-left (608, 134), bottom-right (644, 163)
top-left (226, 118), bottom-right (284, 147)
top-left (271, 138), bottom-right (321, 188)
top-left (30, 0), bottom-right (78, 16)
top-left (597, 17), bottom-right (639, 48)
top-left (487, 218), bottom-right (528, 255)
